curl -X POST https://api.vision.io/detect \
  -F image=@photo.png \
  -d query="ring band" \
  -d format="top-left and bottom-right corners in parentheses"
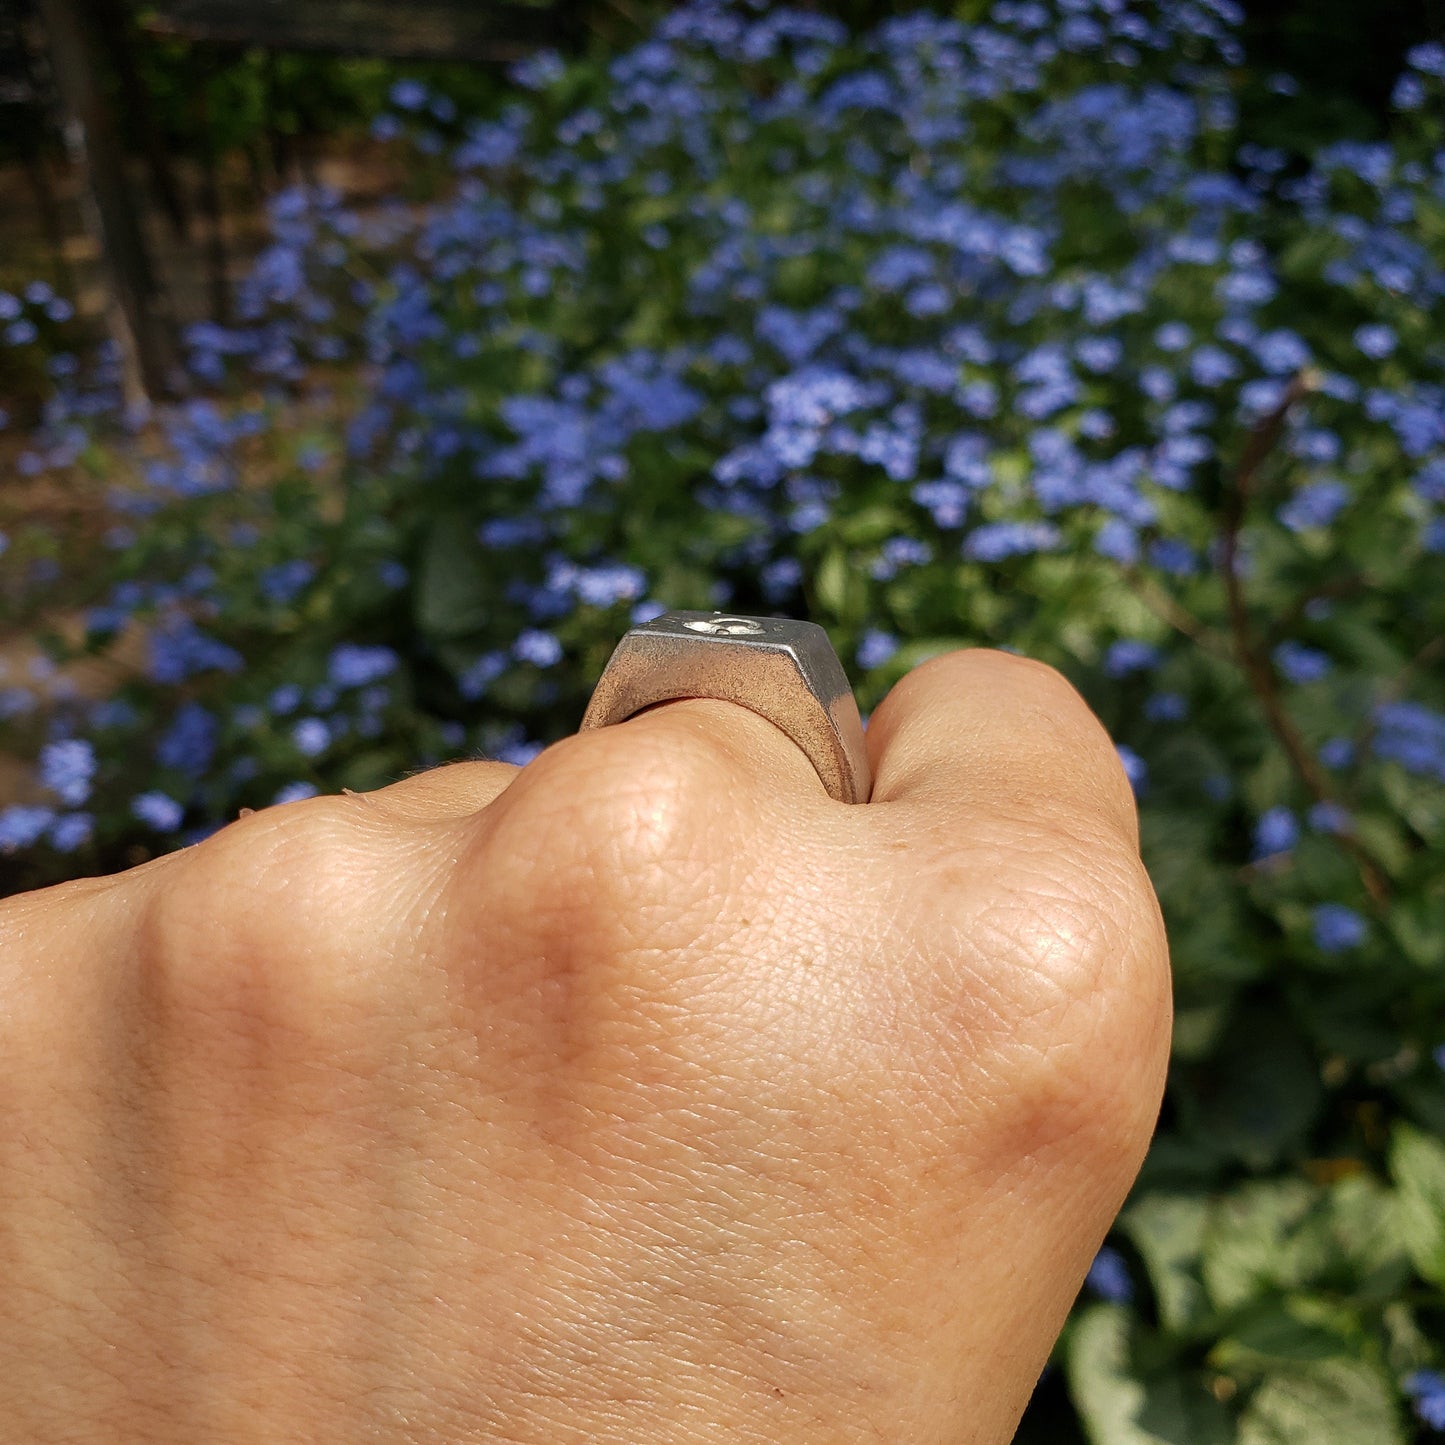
top-left (579, 610), bottom-right (872, 804)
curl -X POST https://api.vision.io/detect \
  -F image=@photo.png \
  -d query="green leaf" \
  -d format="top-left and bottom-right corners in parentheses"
top-left (812, 545), bottom-right (867, 624)
top-left (1324, 1174), bottom-right (1412, 1292)
top-left (1210, 1299), bottom-right (1353, 1372)
top-left (1237, 1360), bottom-right (1404, 1445)
top-left (1386, 893), bottom-right (1445, 971)
top-left (414, 516), bottom-right (493, 639)
top-left (835, 503), bottom-right (905, 547)
top-left (1170, 1000), bottom-right (1230, 1062)
top-left (1120, 1193), bottom-right (1212, 1335)
top-left (1391, 1123), bottom-right (1445, 1287)
top-left (1201, 1179), bottom-right (1327, 1311)
top-left (1067, 1305), bottom-right (1234, 1445)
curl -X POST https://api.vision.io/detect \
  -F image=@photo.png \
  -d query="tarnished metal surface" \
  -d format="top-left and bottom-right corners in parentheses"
top-left (580, 611), bottom-right (871, 804)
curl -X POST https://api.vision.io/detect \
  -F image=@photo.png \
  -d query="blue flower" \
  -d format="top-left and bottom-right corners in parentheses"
top-left (1273, 641), bottom-right (1331, 684)
top-left (1104, 640), bottom-right (1160, 677)
top-left (1278, 481), bottom-right (1349, 532)
top-left (871, 535), bottom-right (931, 580)
top-left (0, 804), bottom-right (56, 849)
top-left (761, 557), bottom-right (803, 601)
top-left (132, 791), bottom-right (185, 832)
top-left (480, 516), bottom-right (548, 549)
top-left (567, 562), bottom-right (648, 608)
top-left (1093, 518), bottom-right (1139, 564)
top-left (509, 48), bottom-right (565, 91)
top-left (1154, 322), bottom-right (1192, 352)
top-left (857, 630), bottom-right (900, 669)
top-left (49, 812), bottom-right (94, 852)
top-left (1406, 41), bottom-right (1445, 76)
top-left (458, 651), bottom-right (508, 701)
top-left (1116, 745), bottom-right (1147, 795)
top-left (1312, 903), bottom-right (1366, 953)
top-left (514, 629), bottom-right (563, 667)
top-left (328, 644), bottom-right (400, 689)
top-left (274, 781), bottom-right (320, 805)
top-left (1320, 737), bottom-right (1355, 770)
top-left (269, 683), bottom-right (304, 716)
top-left (39, 737), bottom-right (96, 807)
top-left (1148, 538), bottom-right (1197, 575)
top-left (1254, 806), bottom-right (1299, 858)
top-left (1254, 329), bottom-right (1313, 375)
top-left (1144, 692), bottom-right (1187, 722)
top-left (147, 618), bottom-right (244, 684)
top-left (497, 738), bottom-right (544, 765)
top-left (1405, 1371), bottom-right (1445, 1431)
top-left (1373, 701), bottom-right (1445, 781)
top-left (156, 702), bottom-right (218, 777)
top-left (389, 79), bottom-right (429, 112)
top-left (911, 481), bottom-right (969, 528)
top-left (964, 521), bottom-right (1062, 561)
top-left (1086, 1246), bottom-right (1133, 1304)
top-left (1353, 324), bottom-right (1397, 360)
top-left (292, 718), bottom-right (331, 758)
top-left (1075, 336), bottom-right (1123, 373)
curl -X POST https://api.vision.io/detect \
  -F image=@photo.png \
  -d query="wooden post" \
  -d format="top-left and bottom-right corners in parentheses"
top-left (90, 0), bottom-right (192, 241)
top-left (10, 9), bottom-right (77, 294)
top-left (34, 0), bottom-right (180, 404)
top-left (193, 59), bottom-right (231, 325)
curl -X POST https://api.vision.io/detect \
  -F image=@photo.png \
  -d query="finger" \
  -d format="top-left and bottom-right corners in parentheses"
top-left (865, 648), bottom-right (1139, 849)
top-left (588, 696), bottom-right (834, 810)
top-left (355, 758), bottom-right (521, 821)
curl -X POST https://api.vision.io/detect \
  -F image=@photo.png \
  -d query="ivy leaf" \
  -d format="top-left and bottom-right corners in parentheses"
top-left (1324, 1174), bottom-right (1412, 1295)
top-left (1067, 1304), bottom-right (1234, 1445)
top-left (1120, 1193), bottom-right (1212, 1335)
top-left (1237, 1360), bottom-right (1404, 1445)
top-left (1391, 1124), bottom-right (1445, 1288)
top-left (1201, 1179), bottom-right (1327, 1311)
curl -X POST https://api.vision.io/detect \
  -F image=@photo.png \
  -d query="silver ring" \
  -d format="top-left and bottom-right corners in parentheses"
top-left (579, 610), bottom-right (872, 804)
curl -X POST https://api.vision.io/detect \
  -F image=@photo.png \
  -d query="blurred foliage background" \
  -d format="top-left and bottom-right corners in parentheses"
top-left (1, 1), bottom-right (1444, 1441)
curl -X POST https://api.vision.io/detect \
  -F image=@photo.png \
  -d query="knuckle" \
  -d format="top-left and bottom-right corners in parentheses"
top-left (905, 822), bottom-right (1170, 1165)
top-left (994, 848), bottom-right (1170, 1163)
top-left (500, 720), bottom-right (749, 899)
top-left (133, 798), bottom-right (388, 1040)
top-left (459, 721), bottom-right (757, 1048)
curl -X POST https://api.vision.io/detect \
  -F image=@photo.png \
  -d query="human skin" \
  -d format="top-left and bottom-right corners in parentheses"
top-left (0, 648), bottom-right (1170, 1443)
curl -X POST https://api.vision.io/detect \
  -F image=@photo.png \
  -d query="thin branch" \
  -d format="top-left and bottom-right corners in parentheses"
top-left (1219, 372), bottom-right (1392, 906)
top-left (1122, 566), bottom-right (1233, 660)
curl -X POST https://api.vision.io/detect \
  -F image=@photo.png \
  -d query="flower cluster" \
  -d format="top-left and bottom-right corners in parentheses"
top-left (1, 2), bottom-right (1443, 1439)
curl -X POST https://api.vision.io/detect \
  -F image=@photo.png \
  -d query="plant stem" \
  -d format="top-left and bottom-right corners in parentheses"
top-left (1219, 373), bottom-right (1391, 905)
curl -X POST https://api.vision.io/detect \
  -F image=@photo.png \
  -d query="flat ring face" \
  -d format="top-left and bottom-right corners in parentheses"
top-left (580, 610), bottom-right (872, 804)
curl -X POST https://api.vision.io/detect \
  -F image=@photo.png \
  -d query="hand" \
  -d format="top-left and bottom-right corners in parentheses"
top-left (0, 649), bottom-right (1169, 1443)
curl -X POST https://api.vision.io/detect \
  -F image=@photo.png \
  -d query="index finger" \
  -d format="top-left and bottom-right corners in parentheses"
top-left (864, 649), bottom-right (1140, 850)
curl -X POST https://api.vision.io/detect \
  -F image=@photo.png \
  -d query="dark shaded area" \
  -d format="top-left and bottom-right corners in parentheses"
top-left (142, 0), bottom-right (564, 63)
top-left (1236, 0), bottom-right (1444, 146)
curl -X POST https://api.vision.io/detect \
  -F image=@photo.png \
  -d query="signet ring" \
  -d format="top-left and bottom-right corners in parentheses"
top-left (579, 610), bottom-right (872, 804)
